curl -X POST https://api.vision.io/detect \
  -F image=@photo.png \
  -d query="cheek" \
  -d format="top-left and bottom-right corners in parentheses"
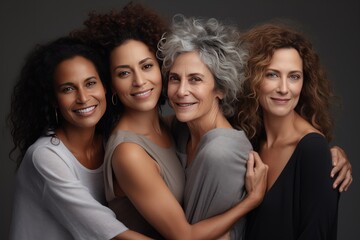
top-left (56, 95), bottom-right (72, 110)
top-left (112, 80), bottom-right (128, 94)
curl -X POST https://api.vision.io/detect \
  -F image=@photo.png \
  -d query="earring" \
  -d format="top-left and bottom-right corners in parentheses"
top-left (54, 108), bottom-right (59, 125)
top-left (112, 93), bottom-right (118, 106)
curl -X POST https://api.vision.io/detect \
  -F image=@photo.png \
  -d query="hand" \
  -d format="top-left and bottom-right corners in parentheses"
top-left (245, 151), bottom-right (268, 206)
top-left (330, 146), bottom-right (353, 192)
top-left (217, 231), bottom-right (230, 240)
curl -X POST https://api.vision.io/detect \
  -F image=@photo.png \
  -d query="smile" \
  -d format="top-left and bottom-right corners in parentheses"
top-left (131, 89), bottom-right (153, 97)
top-left (176, 102), bottom-right (196, 107)
top-left (74, 105), bottom-right (96, 113)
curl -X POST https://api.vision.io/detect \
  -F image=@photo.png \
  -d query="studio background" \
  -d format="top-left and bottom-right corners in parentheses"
top-left (1, 0), bottom-right (359, 239)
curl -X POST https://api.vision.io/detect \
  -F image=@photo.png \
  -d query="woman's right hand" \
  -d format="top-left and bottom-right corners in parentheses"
top-left (245, 151), bottom-right (268, 207)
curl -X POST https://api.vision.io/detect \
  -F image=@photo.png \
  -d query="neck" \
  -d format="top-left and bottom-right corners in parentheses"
top-left (56, 124), bottom-right (98, 151)
top-left (262, 110), bottom-right (298, 148)
top-left (117, 107), bottom-right (162, 135)
top-left (186, 108), bottom-right (231, 157)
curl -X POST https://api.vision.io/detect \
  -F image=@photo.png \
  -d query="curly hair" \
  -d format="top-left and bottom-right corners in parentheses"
top-left (234, 23), bottom-right (334, 147)
top-left (8, 37), bottom-right (109, 167)
top-left (157, 14), bottom-right (247, 118)
top-left (70, 2), bottom-right (169, 130)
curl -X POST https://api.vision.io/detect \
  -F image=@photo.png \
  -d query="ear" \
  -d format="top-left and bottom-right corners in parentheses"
top-left (215, 89), bottom-right (225, 101)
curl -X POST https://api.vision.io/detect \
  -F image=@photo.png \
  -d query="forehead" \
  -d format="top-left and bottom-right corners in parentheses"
top-left (171, 51), bottom-right (211, 73)
top-left (268, 48), bottom-right (303, 70)
top-left (54, 56), bottom-right (98, 79)
top-left (110, 40), bottom-right (155, 63)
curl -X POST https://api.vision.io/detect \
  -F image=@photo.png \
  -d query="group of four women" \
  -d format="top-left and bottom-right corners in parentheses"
top-left (8, 2), bottom-right (352, 240)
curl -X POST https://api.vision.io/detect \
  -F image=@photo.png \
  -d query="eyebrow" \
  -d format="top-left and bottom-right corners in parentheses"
top-left (266, 68), bottom-right (303, 74)
top-left (56, 76), bottom-right (97, 88)
top-left (113, 57), bottom-right (153, 72)
top-left (168, 72), bottom-right (205, 78)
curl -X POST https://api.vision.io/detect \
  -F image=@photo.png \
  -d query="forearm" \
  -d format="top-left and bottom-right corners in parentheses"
top-left (189, 195), bottom-right (259, 240)
top-left (112, 230), bottom-right (152, 240)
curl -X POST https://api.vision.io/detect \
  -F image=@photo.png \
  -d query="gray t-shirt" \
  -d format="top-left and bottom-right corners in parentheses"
top-left (104, 130), bottom-right (185, 238)
top-left (9, 136), bottom-right (127, 240)
top-left (172, 120), bottom-right (252, 240)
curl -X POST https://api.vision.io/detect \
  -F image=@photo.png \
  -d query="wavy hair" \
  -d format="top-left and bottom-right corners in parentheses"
top-left (8, 37), bottom-right (109, 167)
top-left (157, 14), bottom-right (247, 118)
top-left (235, 23), bottom-right (334, 147)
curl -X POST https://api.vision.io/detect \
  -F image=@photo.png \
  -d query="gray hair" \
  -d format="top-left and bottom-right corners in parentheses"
top-left (157, 14), bottom-right (248, 117)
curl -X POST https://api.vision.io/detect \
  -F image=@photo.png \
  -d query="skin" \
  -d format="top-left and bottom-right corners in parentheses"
top-left (256, 48), bottom-right (353, 191)
top-left (53, 55), bottom-right (151, 240)
top-left (256, 48), bottom-right (315, 189)
top-left (167, 51), bottom-right (229, 165)
top-left (109, 40), bottom-right (268, 240)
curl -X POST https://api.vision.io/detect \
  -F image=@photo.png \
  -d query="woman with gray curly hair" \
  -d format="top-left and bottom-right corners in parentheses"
top-left (158, 14), bottom-right (268, 239)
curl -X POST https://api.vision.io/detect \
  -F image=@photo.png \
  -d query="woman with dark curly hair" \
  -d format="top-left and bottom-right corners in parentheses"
top-left (235, 23), bottom-right (343, 239)
top-left (70, 3), bottom-right (268, 239)
top-left (8, 36), bottom-right (150, 240)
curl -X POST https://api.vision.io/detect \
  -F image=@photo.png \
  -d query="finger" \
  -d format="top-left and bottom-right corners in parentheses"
top-left (331, 163), bottom-right (342, 178)
top-left (339, 170), bottom-right (352, 192)
top-left (330, 147), bottom-right (339, 167)
top-left (344, 175), bottom-right (353, 192)
top-left (246, 152), bottom-right (254, 175)
top-left (251, 151), bottom-right (262, 166)
top-left (333, 165), bottom-right (348, 189)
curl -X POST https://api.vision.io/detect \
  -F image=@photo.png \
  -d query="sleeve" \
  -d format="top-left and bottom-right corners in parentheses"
top-left (296, 134), bottom-right (340, 240)
top-left (32, 146), bottom-right (128, 240)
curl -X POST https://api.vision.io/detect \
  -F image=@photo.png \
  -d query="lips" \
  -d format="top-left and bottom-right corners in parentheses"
top-left (131, 88), bottom-right (153, 97)
top-left (73, 105), bottom-right (96, 113)
top-left (271, 97), bottom-right (290, 103)
top-left (175, 102), bottom-right (196, 107)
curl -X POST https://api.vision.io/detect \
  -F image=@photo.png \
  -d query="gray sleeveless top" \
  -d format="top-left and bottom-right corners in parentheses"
top-left (104, 130), bottom-right (185, 238)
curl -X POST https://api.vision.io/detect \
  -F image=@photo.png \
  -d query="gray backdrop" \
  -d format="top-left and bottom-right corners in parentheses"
top-left (1, 0), bottom-right (359, 239)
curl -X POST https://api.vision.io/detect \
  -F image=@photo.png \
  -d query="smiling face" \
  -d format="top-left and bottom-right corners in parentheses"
top-left (167, 51), bottom-right (223, 124)
top-left (258, 48), bottom-right (303, 118)
top-left (110, 39), bottom-right (162, 113)
top-left (53, 55), bottom-right (107, 129)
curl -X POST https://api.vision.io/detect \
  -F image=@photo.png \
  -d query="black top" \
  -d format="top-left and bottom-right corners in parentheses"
top-left (245, 133), bottom-right (340, 240)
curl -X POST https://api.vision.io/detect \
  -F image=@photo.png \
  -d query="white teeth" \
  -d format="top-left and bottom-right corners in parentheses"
top-left (133, 89), bottom-right (152, 96)
top-left (75, 106), bottom-right (96, 113)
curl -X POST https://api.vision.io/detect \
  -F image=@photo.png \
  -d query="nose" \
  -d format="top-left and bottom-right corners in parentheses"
top-left (76, 88), bottom-right (90, 103)
top-left (132, 70), bottom-right (146, 87)
top-left (277, 77), bottom-right (289, 94)
top-left (176, 79), bottom-right (190, 97)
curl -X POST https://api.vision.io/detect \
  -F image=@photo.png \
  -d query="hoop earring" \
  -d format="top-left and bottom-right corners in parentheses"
top-left (54, 108), bottom-right (59, 125)
top-left (112, 93), bottom-right (118, 106)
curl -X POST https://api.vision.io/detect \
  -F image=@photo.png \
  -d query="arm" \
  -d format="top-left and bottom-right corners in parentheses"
top-left (33, 146), bottom-right (135, 240)
top-left (330, 146), bottom-right (352, 191)
top-left (298, 136), bottom-right (340, 239)
top-left (112, 230), bottom-right (152, 240)
top-left (112, 144), bottom-right (267, 240)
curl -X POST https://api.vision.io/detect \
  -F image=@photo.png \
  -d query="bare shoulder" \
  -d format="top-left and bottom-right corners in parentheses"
top-left (112, 142), bottom-right (160, 172)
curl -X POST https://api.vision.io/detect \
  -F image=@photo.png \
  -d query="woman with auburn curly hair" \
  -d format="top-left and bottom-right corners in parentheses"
top-left (71, 3), bottom-right (268, 239)
top-left (235, 23), bottom-right (343, 239)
